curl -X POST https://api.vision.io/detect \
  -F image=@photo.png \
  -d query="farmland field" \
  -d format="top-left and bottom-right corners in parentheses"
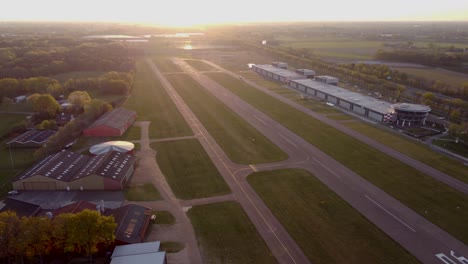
top-left (392, 67), bottom-right (468, 89)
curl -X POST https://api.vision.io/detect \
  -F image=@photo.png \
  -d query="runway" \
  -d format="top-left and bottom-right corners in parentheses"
top-left (168, 58), bottom-right (468, 264)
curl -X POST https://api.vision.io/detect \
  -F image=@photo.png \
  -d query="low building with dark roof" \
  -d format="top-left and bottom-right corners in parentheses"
top-left (107, 204), bottom-right (152, 244)
top-left (6, 130), bottom-right (56, 148)
top-left (0, 198), bottom-right (41, 217)
top-left (12, 150), bottom-right (136, 191)
top-left (83, 108), bottom-right (137, 137)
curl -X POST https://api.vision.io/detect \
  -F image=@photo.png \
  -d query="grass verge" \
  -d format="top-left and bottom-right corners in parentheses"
top-left (206, 71), bottom-right (468, 244)
top-left (152, 58), bottom-right (183, 73)
top-left (152, 139), bottom-right (230, 199)
top-left (124, 59), bottom-right (192, 139)
top-left (188, 201), bottom-right (277, 264)
top-left (124, 183), bottom-right (162, 201)
top-left (165, 73), bottom-right (287, 164)
top-left (152, 210), bottom-right (175, 225)
top-left (248, 169), bottom-right (419, 264)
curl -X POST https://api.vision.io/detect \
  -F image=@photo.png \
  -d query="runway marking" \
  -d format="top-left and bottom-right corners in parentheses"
top-left (249, 165), bottom-right (258, 172)
top-left (279, 133), bottom-right (298, 148)
top-left (253, 115), bottom-right (267, 126)
top-left (365, 195), bottom-right (416, 232)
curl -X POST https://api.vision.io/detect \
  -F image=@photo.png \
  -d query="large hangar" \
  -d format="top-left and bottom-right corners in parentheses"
top-left (13, 150), bottom-right (136, 191)
top-left (83, 107), bottom-right (137, 137)
top-left (289, 79), bottom-right (393, 122)
top-left (252, 64), bottom-right (307, 83)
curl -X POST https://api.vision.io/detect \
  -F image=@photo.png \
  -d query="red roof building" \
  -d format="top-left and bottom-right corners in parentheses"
top-left (83, 108), bottom-right (137, 137)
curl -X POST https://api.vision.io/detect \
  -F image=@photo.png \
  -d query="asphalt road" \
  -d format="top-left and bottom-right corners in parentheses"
top-left (171, 58), bottom-right (468, 264)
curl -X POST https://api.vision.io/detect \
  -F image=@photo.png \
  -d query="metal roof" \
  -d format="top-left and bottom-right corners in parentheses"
top-left (392, 103), bottom-right (431, 112)
top-left (90, 141), bottom-right (135, 155)
top-left (16, 150), bottom-right (136, 183)
top-left (292, 79), bottom-right (393, 114)
top-left (87, 107), bottom-right (136, 130)
top-left (107, 204), bottom-right (151, 244)
top-left (111, 252), bottom-right (166, 264)
top-left (7, 130), bottom-right (55, 145)
top-left (112, 241), bottom-right (161, 258)
top-left (254, 64), bottom-right (306, 80)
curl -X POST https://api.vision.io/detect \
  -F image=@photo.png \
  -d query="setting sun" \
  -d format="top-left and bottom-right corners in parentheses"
top-left (1, 0), bottom-right (467, 25)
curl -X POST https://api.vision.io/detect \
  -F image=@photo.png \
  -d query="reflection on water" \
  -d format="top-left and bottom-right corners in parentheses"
top-left (183, 44), bottom-right (193, 50)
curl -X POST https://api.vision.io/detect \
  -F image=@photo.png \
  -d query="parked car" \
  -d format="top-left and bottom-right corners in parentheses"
top-left (7, 190), bottom-right (19, 195)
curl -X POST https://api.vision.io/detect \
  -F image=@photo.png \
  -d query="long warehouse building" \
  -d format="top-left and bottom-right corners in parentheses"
top-left (289, 79), bottom-right (393, 122)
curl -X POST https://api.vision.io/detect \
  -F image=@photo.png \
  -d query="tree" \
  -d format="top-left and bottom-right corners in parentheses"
top-left (52, 214), bottom-right (77, 257)
top-left (17, 216), bottom-right (53, 264)
top-left (450, 109), bottom-right (461, 122)
top-left (421, 92), bottom-right (434, 106)
top-left (0, 211), bottom-right (21, 261)
top-left (68, 91), bottom-right (91, 113)
top-left (68, 210), bottom-right (116, 261)
top-left (28, 94), bottom-right (60, 119)
top-left (36, 119), bottom-right (58, 130)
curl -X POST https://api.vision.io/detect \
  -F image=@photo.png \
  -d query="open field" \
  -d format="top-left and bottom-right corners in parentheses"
top-left (343, 121), bottom-right (468, 182)
top-left (248, 169), bottom-right (419, 264)
top-left (0, 114), bottom-right (28, 137)
top-left (206, 71), bottom-right (468, 243)
top-left (187, 201), bottom-right (278, 264)
top-left (151, 139), bottom-right (230, 200)
top-left (0, 102), bottom-right (33, 113)
top-left (279, 40), bottom-right (384, 60)
top-left (184, 59), bottom-right (216, 71)
top-left (153, 210), bottom-right (175, 225)
top-left (325, 113), bottom-right (355, 120)
top-left (392, 67), bottom-right (468, 89)
top-left (433, 135), bottom-right (468, 158)
top-left (124, 183), bottom-right (162, 201)
top-left (52, 71), bottom-right (105, 83)
top-left (152, 58), bottom-right (183, 73)
top-left (165, 73), bottom-right (287, 164)
top-left (124, 60), bottom-right (192, 139)
top-left (86, 89), bottom-right (125, 105)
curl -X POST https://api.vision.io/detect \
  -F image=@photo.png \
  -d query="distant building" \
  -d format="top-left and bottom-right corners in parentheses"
top-left (295, 69), bottom-right (315, 78)
top-left (392, 103), bottom-right (431, 127)
top-left (6, 129), bottom-right (55, 148)
top-left (83, 108), bottom-right (137, 137)
top-left (14, 95), bottom-right (27, 103)
top-left (252, 64), bottom-right (307, 83)
top-left (56, 112), bottom-right (74, 126)
top-left (111, 241), bottom-right (166, 264)
top-left (271, 62), bottom-right (288, 69)
top-left (13, 150), bottom-right (136, 191)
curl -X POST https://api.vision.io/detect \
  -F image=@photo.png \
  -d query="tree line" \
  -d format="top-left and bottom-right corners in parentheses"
top-left (0, 36), bottom-right (142, 79)
top-left (0, 210), bottom-right (116, 264)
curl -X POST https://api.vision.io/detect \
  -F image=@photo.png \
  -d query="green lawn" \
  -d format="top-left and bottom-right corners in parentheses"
top-left (432, 135), bottom-right (468, 158)
top-left (0, 114), bottom-right (28, 138)
top-left (184, 59), bottom-right (216, 71)
top-left (344, 122), bottom-right (468, 182)
top-left (152, 139), bottom-right (230, 200)
top-left (188, 202), bottom-right (278, 264)
top-left (152, 58), bottom-right (182, 73)
top-left (124, 59), bottom-right (192, 139)
top-left (124, 183), bottom-right (162, 201)
top-left (248, 169), bottom-right (419, 264)
top-left (165, 73), bottom-right (287, 164)
top-left (160, 242), bottom-right (185, 253)
top-left (326, 113), bottom-right (355, 120)
top-left (153, 210), bottom-right (175, 225)
top-left (205, 72), bottom-right (468, 244)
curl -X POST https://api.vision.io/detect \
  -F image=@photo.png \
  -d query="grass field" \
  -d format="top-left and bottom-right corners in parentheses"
top-left (188, 202), bottom-right (277, 264)
top-left (392, 67), bottom-right (468, 89)
top-left (152, 58), bottom-right (183, 73)
top-left (325, 113), bottom-right (355, 120)
top-left (152, 139), bottom-right (230, 200)
top-left (153, 210), bottom-right (175, 225)
top-left (279, 40), bottom-right (384, 60)
top-left (0, 114), bottom-right (28, 138)
top-left (124, 59), bottom-right (192, 139)
top-left (184, 59), bottom-right (216, 71)
top-left (52, 71), bottom-right (105, 83)
top-left (0, 102), bottom-right (33, 113)
top-left (124, 183), bottom-right (162, 201)
top-left (248, 169), bottom-right (419, 264)
top-left (433, 135), bottom-right (468, 158)
top-left (165, 73), bottom-right (287, 164)
top-left (343, 121), bottom-right (468, 183)
top-left (160, 242), bottom-right (185, 253)
top-left (205, 71), bottom-right (468, 244)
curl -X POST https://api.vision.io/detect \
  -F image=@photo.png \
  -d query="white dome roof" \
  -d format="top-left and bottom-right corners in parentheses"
top-left (90, 141), bottom-right (134, 155)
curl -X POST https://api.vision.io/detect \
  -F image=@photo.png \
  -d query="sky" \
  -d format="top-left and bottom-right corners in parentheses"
top-left (1, 0), bottom-right (468, 26)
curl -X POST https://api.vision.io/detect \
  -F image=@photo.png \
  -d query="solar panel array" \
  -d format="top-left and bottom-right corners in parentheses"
top-left (7, 130), bottom-right (55, 145)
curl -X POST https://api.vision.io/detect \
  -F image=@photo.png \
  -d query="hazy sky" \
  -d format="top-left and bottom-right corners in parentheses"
top-left (1, 0), bottom-right (468, 26)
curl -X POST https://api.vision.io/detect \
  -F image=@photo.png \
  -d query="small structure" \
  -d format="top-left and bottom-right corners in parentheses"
top-left (90, 141), bottom-right (135, 156)
top-left (0, 198), bottom-right (41, 217)
top-left (111, 242), bottom-right (166, 264)
top-left (108, 204), bottom-right (152, 244)
top-left (6, 130), bottom-right (56, 148)
top-left (392, 103), bottom-right (431, 127)
top-left (83, 108), bottom-right (137, 137)
top-left (316, 75), bottom-right (339, 85)
top-left (56, 112), bottom-right (74, 126)
top-left (252, 64), bottom-right (307, 83)
top-left (14, 95), bottom-right (27, 103)
top-left (295, 69), bottom-right (315, 78)
top-left (272, 61), bottom-right (288, 69)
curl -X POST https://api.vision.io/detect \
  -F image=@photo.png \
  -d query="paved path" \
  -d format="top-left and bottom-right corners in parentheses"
top-left (128, 121), bottom-right (203, 264)
top-left (173, 58), bottom-right (468, 264)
